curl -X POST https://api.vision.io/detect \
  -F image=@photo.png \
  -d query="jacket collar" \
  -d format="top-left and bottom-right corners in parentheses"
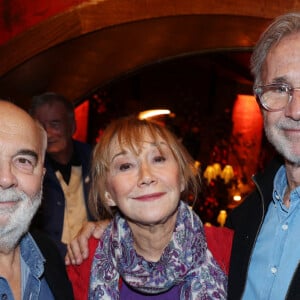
top-left (252, 155), bottom-right (283, 209)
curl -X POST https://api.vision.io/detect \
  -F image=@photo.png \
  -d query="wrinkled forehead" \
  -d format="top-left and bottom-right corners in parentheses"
top-left (263, 32), bottom-right (300, 83)
top-left (0, 107), bottom-right (45, 158)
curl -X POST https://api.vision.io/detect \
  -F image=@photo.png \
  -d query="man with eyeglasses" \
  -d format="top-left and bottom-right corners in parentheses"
top-left (226, 12), bottom-right (300, 300)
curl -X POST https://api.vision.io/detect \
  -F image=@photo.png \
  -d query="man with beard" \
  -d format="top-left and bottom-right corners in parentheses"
top-left (226, 12), bottom-right (300, 300)
top-left (0, 100), bottom-right (73, 299)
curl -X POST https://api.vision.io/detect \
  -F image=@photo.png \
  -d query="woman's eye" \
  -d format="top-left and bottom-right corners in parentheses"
top-left (119, 163), bottom-right (132, 171)
top-left (154, 156), bottom-right (166, 163)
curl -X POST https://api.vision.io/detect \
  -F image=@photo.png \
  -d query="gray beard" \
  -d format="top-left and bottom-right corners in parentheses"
top-left (264, 120), bottom-right (300, 166)
top-left (0, 188), bottom-right (42, 253)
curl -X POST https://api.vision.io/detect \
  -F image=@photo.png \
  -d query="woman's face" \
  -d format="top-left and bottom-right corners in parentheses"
top-left (104, 133), bottom-right (184, 227)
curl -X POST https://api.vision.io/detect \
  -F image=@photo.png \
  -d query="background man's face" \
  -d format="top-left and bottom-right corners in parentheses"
top-left (33, 101), bottom-right (74, 156)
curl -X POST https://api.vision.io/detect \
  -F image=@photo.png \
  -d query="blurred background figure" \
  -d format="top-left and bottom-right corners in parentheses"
top-left (29, 92), bottom-right (94, 258)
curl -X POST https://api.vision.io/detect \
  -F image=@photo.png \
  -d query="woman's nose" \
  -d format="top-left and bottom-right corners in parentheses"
top-left (138, 163), bottom-right (156, 186)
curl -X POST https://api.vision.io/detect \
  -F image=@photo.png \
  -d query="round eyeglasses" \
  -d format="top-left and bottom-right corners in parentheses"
top-left (254, 83), bottom-right (300, 112)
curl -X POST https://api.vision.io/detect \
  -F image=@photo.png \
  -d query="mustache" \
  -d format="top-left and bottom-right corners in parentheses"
top-left (0, 189), bottom-right (27, 203)
top-left (276, 120), bottom-right (300, 130)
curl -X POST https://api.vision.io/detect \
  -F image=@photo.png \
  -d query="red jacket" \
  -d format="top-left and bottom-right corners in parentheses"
top-left (67, 225), bottom-right (233, 300)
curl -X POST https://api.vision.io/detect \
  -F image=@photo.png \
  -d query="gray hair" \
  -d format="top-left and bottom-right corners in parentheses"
top-left (251, 12), bottom-right (300, 86)
top-left (30, 92), bottom-right (75, 122)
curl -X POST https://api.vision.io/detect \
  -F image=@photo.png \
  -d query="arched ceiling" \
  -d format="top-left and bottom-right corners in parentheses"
top-left (0, 0), bottom-right (299, 108)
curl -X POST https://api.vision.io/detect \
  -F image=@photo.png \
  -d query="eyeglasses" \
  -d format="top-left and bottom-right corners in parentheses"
top-left (254, 83), bottom-right (300, 112)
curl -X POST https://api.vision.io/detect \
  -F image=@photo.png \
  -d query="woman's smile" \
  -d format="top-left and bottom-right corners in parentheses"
top-left (132, 192), bottom-right (166, 201)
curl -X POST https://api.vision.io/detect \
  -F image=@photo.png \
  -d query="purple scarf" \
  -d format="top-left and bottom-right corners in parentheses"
top-left (89, 201), bottom-right (227, 299)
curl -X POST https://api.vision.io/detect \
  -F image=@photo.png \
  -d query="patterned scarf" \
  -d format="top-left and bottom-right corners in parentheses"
top-left (89, 201), bottom-right (227, 299)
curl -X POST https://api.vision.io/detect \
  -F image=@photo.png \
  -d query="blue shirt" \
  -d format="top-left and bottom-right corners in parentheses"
top-left (0, 233), bottom-right (54, 300)
top-left (243, 166), bottom-right (300, 300)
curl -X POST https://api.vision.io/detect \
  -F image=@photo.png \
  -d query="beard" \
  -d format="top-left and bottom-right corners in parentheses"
top-left (264, 118), bottom-right (300, 166)
top-left (0, 188), bottom-right (42, 253)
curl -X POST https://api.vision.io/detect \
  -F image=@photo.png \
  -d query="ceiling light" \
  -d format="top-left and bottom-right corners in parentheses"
top-left (138, 109), bottom-right (171, 120)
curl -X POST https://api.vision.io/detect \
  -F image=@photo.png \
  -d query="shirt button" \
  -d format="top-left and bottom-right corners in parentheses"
top-left (282, 224), bottom-right (288, 230)
top-left (1, 294), bottom-right (8, 300)
top-left (271, 267), bottom-right (277, 274)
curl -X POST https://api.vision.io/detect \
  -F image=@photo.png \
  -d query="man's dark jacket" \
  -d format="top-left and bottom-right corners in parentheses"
top-left (32, 140), bottom-right (93, 257)
top-left (226, 156), bottom-right (300, 300)
top-left (31, 230), bottom-right (74, 299)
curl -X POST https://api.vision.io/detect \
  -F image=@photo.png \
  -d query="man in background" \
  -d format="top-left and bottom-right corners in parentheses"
top-left (30, 92), bottom-right (93, 258)
top-left (0, 100), bottom-right (73, 299)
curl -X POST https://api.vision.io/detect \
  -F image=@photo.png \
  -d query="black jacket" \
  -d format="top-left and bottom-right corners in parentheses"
top-left (226, 155), bottom-right (300, 300)
top-left (32, 140), bottom-right (93, 258)
top-left (31, 230), bottom-right (74, 300)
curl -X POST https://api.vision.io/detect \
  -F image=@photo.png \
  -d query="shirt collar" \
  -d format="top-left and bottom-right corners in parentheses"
top-left (273, 165), bottom-right (300, 205)
top-left (273, 165), bottom-right (287, 203)
top-left (20, 233), bottom-right (45, 279)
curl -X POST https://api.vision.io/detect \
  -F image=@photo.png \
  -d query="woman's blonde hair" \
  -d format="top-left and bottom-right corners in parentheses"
top-left (89, 116), bottom-right (200, 220)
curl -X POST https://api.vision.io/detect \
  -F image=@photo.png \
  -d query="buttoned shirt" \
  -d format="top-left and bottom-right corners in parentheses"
top-left (243, 165), bottom-right (300, 299)
top-left (0, 233), bottom-right (54, 300)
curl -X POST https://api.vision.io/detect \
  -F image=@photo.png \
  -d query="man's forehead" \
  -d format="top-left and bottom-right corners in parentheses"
top-left (263, 33), bottom-right (300, 81)
top-left (0, 123), bottom-right (41, 152)
top-left (36, 101), bottom-right (67, 114)
top-left (0, 132), bottom-right (40, 151)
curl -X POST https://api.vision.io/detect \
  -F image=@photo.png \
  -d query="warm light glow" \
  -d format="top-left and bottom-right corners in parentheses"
top-left (73, 100), bottom-right (89, 142)
top-left (233, 194), bottom-right (242, 201)
top-left (138, 109), bottom-right (171, 120)
top-left (221, 165), bottom-right (234, 184)
top-left (194, 160), bottom-right (201, 169)
top-left (230, 94), bottom-right (263, 186)
top-left (217, 210), bottom-right (227, 227)
top-left (212, 163), bottom-right (222, 176)
top-left (203, 165), bottom-right (217, 183)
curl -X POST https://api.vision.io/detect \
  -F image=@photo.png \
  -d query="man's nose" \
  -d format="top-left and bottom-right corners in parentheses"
top-left (42, 125), bottom-right (56, 141)
top-left (0, 163), bottom-right (17, 189)
top-left (285, 89), bottom-right (300, 120)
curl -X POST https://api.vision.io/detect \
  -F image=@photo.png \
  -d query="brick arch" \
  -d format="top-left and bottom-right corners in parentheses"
top-left (0, 0), bottom-right (298, 106)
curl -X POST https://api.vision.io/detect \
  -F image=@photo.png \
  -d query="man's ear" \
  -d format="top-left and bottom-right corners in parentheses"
top-left (105, 191), bottom-right (116, 206)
